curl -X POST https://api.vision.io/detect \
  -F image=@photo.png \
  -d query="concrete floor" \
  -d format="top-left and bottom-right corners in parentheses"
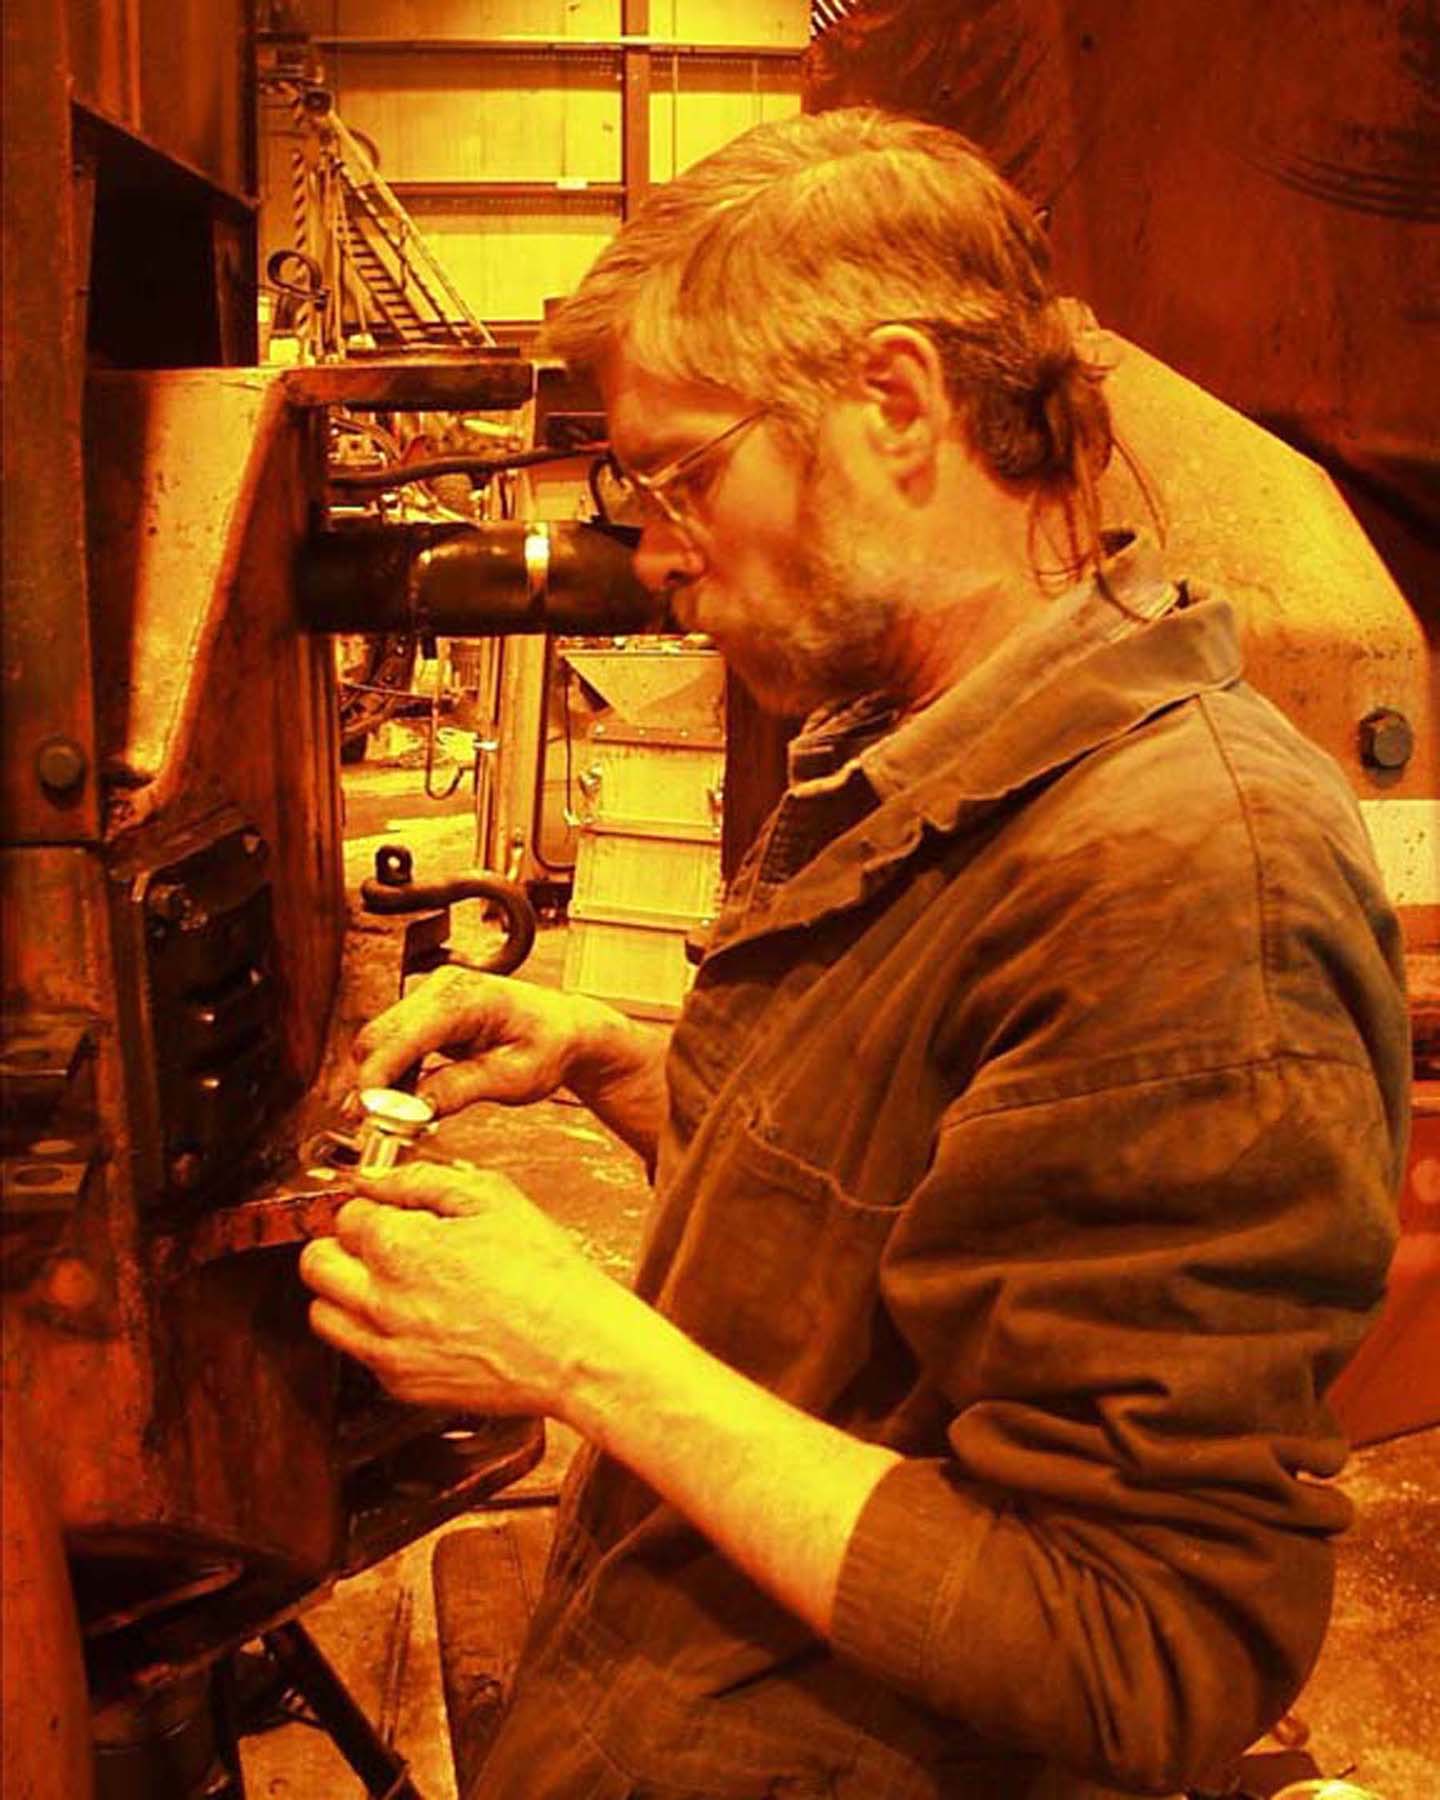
top-left (240, 750), bottom-right (1439, 1800)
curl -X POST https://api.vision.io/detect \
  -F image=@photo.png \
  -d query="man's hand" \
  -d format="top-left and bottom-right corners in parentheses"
top-left (299, 1160), bottom-right (635, 1417)
top-left (299, 1156), bottom-right (901, 1642)
top-left (351, 967), bottom-right (668, 1165)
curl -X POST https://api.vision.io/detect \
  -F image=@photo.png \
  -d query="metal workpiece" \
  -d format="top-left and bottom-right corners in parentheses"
top-left (298, 519), bottom-right (667, 638)
top-left (353, 1088), bottom-right (437, 1174)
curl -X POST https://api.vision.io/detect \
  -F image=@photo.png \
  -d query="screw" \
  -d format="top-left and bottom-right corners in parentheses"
top-left (147, 882), bottom-right (194, 925)
top-left (35, 736), bottom-right (88, 796)
top-left (169, 1151), bottom-right (205, 1190)
top-left (1358, 708), bottom-right (1414, 772)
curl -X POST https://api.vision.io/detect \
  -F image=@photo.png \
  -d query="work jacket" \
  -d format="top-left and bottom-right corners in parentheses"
top-left (476, 537), bottom-right (1409, 1800)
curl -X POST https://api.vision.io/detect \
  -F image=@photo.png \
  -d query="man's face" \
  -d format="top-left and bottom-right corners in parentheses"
top-left (600, 358), bottom-right (904, 716)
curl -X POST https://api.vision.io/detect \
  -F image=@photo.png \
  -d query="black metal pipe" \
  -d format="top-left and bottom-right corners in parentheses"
top-left (262, 1622), bottom-right (427, 1800)
top-left (298, 520), bottom-right (671, 637)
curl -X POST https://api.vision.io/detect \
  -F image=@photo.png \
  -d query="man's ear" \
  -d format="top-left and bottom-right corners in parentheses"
top-left (853, 325), bottom-right (952, 483)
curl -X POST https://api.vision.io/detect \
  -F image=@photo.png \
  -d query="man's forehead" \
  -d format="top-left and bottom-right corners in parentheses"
top-left (599, 357), bottom-right (750, 466)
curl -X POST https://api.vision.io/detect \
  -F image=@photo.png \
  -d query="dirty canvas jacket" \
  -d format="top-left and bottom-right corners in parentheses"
top-left (476, 540), bottom-right (1409, 1800)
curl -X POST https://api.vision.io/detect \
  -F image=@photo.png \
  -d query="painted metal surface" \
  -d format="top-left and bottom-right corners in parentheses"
top-left (1098, 334), bottom-right (1435, 811)
top-left (2, 0), bottom-right (101, 845)
top-left (806, 0), bottom-right (1440, 552)
top-left (0, 1404), bottom-right (95, 1799)
top-left (67, 0), bottom-right (254, 204)
top-left (84, 371), bottom-right (286, 805)
top-left (4, 364), bottom-right (551, 1776)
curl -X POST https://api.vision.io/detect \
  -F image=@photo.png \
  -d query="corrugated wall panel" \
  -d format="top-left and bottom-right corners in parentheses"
top-left (406, 196), bottom-right (622, 322)
top-left (649, 57), bottom-right (802, 181)
top-left (332, 49), bottom-right (622, 182)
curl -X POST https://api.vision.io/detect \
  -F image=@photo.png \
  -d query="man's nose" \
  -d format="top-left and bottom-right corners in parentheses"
top-left (632, 518), bottom-right (705, 594)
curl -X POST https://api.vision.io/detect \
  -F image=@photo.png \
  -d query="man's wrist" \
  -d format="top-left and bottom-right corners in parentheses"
top-left (563, 999), bottom-right (662, 1106)
top-left (550, 1277), bottom-right (673, 1446)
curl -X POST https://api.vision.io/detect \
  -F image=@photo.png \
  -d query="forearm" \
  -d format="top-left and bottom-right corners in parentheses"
top-left (565, 1005), bottom-right (670, 1172)
top-left (557, 1281), bottom-right (900, 1638)
top-left (557, 1279), bottom-right (1316, 1791)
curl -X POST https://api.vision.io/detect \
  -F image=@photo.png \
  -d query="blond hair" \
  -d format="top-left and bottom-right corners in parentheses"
top-left (541, 107), bottom-right (1117, 573)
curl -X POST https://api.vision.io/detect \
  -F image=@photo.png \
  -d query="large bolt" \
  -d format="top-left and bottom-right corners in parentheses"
top-left (35, 735), bottom-right (88, 796)
top-left (1358, 708), bottom-right (1414, 772)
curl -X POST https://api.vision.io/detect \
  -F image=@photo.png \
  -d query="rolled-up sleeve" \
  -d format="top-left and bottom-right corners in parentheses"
top-left (831, 1052), bottom-right (1398, 1793)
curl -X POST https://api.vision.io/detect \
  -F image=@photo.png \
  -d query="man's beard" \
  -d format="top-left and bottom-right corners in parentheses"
top-left (729, 480), bottom-right (903, 717)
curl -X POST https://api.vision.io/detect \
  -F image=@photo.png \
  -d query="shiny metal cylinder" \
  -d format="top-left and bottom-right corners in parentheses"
top-left (354, 1087), bottom-right (436, 1173)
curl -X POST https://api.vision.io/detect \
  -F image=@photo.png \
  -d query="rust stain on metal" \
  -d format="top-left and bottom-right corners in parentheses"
top-left (284, 356), bottom-right (534, 413)
top-left (152, 1185), bottom-right (354, 1277)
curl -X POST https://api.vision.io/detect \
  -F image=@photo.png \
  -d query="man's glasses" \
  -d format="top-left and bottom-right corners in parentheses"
top-left (590, 408), bottom-right (768, 532)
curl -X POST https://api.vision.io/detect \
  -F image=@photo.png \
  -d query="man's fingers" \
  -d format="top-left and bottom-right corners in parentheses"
top-left (298, 1234), bottom-right (384, 1321)
top-left (307, 1295), bottom-right (392, 1364)
top-left (352, 1163), bottom-right (498, 1217)
top-left (416, 1060), bottom-right (497, 1114)
top-left (352, 968), bottom-right (511, 1089)
top-left (353, 1017), bottom-right (444, 1095)
top-left (352, 985), bottom-right (461, 1089)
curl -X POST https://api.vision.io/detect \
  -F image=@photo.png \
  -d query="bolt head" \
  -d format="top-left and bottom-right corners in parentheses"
top-left (35, 736), bottom-right (88, 796)
top-left (147, 882), bottom-right (194, 924)
top-left (1358, 708), bottom-right (1414, 772)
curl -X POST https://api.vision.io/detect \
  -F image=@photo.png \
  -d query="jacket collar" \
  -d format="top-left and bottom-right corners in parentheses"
top-left (706, 535), bottom-right (1244, 960)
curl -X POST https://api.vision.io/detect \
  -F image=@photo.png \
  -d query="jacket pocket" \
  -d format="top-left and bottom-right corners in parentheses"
top-left (654, 1117), bottom-right (901, 1407)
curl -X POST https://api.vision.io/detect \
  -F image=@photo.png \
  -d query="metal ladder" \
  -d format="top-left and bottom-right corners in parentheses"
top-left (331, 111), bottom-right (493, 353)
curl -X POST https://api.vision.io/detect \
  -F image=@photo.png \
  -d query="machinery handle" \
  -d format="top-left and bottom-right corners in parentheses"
top-left (359, 866), bottom-right (537, 977)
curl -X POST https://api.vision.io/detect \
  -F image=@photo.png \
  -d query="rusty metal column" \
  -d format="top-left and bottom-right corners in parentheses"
top-left (2, 0), bottom-right (100, 843)
top-left (622, 0), bottom-right (652, 216)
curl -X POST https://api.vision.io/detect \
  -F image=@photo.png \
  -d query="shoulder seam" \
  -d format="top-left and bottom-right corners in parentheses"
top-left (1195, 692), bottom-right (1279, 1037)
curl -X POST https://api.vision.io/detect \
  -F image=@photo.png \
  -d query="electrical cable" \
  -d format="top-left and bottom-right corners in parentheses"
top-left (527, 638), bottom-right (578, 877)
top-left (328, 443), bottom-right (606, 491)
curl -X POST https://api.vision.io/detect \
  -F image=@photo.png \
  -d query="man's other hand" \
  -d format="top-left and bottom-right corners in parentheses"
top-left (352, 966), bottom-right (624, 1115)
top-left (298, 1160), bottom-right (627, 1417)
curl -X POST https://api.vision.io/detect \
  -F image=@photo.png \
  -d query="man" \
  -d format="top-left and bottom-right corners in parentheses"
top-left (300, 110), bottom-right (1409, 1799)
